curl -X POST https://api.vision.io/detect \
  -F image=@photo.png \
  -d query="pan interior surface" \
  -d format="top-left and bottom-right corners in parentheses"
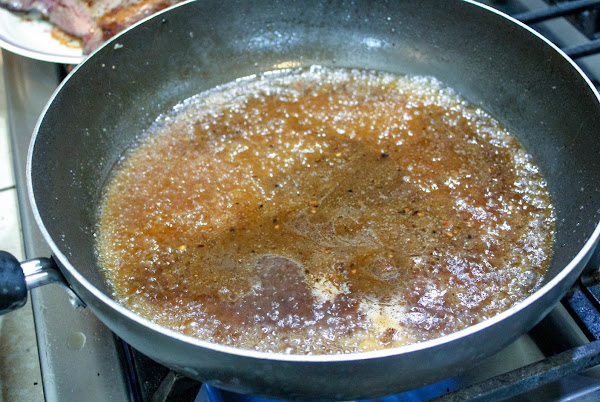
top-left (27, 0), bottom-right (600, 397)
top-left (33, 0), bottom-right (599, 295)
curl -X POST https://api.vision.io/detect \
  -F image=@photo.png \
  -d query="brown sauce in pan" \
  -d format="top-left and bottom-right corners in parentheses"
top-left (96, 67), bottom-right (555, 354)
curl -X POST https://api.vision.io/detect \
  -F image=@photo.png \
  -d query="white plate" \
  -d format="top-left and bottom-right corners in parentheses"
top-left (0, 8), bottom-right (85, 64)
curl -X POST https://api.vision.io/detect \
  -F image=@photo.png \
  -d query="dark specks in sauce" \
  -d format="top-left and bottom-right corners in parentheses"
top-left (97, 67), bottom-right (555, 354)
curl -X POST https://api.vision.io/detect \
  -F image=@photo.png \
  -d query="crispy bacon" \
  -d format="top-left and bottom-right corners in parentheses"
top-left (98, 0), bottom-right (177, 42)
top-left (0, 0), bottom-right (184, 53)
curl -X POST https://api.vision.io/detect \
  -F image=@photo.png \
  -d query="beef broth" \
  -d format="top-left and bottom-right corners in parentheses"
top-left (96, 67), bottom-right (555, 354)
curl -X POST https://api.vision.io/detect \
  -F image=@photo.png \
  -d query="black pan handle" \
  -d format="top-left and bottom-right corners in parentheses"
top-left (0, 250), bottom-right (85, 315)
top-left (0, 251), bottom-right (27, 314)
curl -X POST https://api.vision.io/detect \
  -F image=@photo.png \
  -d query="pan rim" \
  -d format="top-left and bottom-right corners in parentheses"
top-left (26, 0), bottom-right (600, 363)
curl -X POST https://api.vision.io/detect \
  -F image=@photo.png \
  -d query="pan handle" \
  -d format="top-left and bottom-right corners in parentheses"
top-left (0, 251), bottom-right (85, 315)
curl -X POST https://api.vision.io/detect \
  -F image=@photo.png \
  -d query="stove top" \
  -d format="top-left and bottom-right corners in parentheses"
top-left (4, 1), bottom-right (600, 400)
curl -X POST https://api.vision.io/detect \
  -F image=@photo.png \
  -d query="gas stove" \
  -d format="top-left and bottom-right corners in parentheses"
top-left (4, 1), bottom-right (600, 401)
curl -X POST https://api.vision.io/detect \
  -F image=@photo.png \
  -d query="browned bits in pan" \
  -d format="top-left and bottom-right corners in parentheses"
top-left (97, 67), bottom-right (555, 354)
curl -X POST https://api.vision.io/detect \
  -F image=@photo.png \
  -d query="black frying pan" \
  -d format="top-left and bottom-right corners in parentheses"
top-left (1, 0), bottom-right (600, 399)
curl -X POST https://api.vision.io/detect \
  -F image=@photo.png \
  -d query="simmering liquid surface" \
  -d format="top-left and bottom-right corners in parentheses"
top-left (97, 67), bottom-right (555, 354)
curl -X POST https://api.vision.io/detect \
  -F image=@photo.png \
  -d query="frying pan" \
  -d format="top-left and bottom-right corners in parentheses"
top-left (1, 0), bottom-right (600, 399)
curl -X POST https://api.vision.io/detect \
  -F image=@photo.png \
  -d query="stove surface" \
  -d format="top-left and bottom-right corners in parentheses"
top-left (2, 52), bottom-right (132, 401)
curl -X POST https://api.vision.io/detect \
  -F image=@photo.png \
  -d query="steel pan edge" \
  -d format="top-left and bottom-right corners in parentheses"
top-left (24, 0), bottom-right (600, 399)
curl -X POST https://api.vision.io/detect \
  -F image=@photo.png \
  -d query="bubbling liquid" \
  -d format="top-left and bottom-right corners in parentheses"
top-left (96, 67), bottom-right (555, 354)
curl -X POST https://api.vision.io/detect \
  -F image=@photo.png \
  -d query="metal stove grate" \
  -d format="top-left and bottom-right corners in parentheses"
top-left (514, 0), bottom-right (600, 60)
top-left (438, 269), bottom-right (600, 400)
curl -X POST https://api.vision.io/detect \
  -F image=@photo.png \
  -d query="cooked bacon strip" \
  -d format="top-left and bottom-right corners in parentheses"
top-left (0, 0), bottom-right (184, 53)
top-left (98, 0), bottom-right (180, 47)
